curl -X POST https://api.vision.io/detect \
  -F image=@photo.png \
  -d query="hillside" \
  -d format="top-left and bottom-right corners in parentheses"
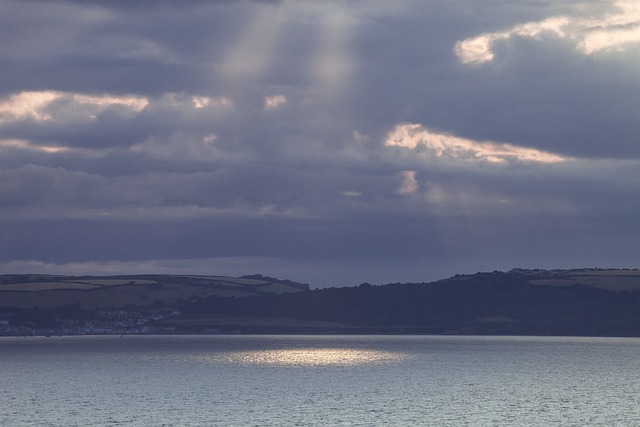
top-left (179, 269), bottom-right (640, 336)
top-left (513, 268), bottom-right (640, 291)
top-left (0, 274), bottom-right (309, 309)
top-left (2, 269), bottom-right (640, 337)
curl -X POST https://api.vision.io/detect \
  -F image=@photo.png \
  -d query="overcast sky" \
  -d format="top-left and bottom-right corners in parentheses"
top-left (1, 0), bottom-right (639, 286)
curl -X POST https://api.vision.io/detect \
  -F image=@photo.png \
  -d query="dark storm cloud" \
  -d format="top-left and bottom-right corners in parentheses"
top-left (348, 6), bottom-right (640, 160)
top-left (0, 0), bottom-right (639, 285)
top-left (0, 0), bottom-right (236, 96)
top-left (444, 41), bottom-right (640, 159)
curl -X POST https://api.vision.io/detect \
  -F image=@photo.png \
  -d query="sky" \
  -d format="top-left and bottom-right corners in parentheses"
top-left (0, 0), bottom-right (639, 287)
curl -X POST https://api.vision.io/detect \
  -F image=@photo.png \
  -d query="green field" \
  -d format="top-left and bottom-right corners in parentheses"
top-left (0, 282), bottom-right (100, 291)
top-left (182, 276), bottom-right (270, 286)
top-left (0, 274), bottom-right (307, 309)
top-left (75, 279), bottom-right (157, 286)
top-left (530, 269), bottom-right (640, 291)
top-left (256, 283), bottom-right (305, 294)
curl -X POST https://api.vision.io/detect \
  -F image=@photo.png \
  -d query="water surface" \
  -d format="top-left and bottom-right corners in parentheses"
top-left (2, 335), bottom-right (640, 426)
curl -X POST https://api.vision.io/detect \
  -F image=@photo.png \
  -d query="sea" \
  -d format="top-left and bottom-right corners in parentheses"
top-left (1, 334), bottom-right (640, 426)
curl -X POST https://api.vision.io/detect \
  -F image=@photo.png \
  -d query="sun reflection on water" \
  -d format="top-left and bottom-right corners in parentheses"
top-left (194, 348), bottom-right (409, 367)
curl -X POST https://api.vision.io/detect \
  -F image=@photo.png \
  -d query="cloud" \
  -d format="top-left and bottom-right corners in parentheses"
top-left (579, 0), bottom-right (640, 54)
top-left (455, 0), bottom-right (640, 64)
top-left (0, 91), bottom-right (61, 122)
top-left (341, 190), bottom-right (362, 198)
top-left (192, 96), bottom-right (232, 110)
top-left (455, 17), bottom-right (569, 64)
top-left (0, 90), bottom-right (148, 132)
top-left (385, 123), bottom-right (568, 164)
top-left (0, 0), bottom-right (638, 286)
top-left (397, 171), bottom-right (418, 195)
top-left (0, 90), bottom-right (238, 153)
top-left (264, 94), bottom-right (287, 109)
top-left (0, 138), bottom-right (69, 154)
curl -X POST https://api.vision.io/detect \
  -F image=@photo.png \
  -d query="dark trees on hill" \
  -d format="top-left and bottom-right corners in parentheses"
top-left (181, 272), bottom-right (640, 336)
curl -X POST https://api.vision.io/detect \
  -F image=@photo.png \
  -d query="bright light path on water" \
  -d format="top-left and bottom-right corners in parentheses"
top-left (192, 348), bottom-right (411, 367)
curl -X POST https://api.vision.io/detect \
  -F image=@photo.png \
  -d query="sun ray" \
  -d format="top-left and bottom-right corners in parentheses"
top-left (219, 3), bottom-right (287, 83)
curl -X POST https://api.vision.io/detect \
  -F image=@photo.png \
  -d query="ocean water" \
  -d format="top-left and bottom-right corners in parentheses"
top-left (1, 335), bottom-right (640, 426)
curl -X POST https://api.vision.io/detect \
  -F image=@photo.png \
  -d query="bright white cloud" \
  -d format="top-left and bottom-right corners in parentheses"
top-left (385, 123), bottom-right (568, 164)
top-left (580, 0), bottom-right (640, 54)
top-left (0, 138), bottom-right (68, 154)
top-left (455, 17), bottom-right (568, 64)
top-left (0, 91), bottom-right (148, 123)
top-left (203, 133), bottom-right (218, 144)
top-left (192, 96), bottom-right (212, 109)
top-left (455, 0), bottom-right (640, 64)
top-left (191, 95), bottom-right (232, 110)
top-left (72, 94), bottom-right (148, 111)
top-left (397, 170), bottom-right (418, 195)
top-left (264, 94), bottom-right (287, 109)
top-left (0, 91), bottom-right (59, 122)
top-left (0, 90), bottom-right (236, 128)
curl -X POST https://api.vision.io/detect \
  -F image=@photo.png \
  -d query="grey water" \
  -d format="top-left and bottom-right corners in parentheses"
top-left (2, 335), bottom-right (640, 426)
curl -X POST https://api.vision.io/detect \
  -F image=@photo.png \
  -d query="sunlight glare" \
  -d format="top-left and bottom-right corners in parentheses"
top-left (198, 347), bottom-right (410, 367)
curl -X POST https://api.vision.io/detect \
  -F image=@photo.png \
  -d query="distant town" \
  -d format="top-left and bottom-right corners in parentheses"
top-left (0, 309), bottom-right (183, 337)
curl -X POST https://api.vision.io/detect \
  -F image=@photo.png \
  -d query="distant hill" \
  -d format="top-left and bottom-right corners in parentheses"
top-left (2, 269), bottom-right (640, 337)
top-left (179, 268), bottom-right (640, 336)
top-left (0, 274), bottom-right (309, 309)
